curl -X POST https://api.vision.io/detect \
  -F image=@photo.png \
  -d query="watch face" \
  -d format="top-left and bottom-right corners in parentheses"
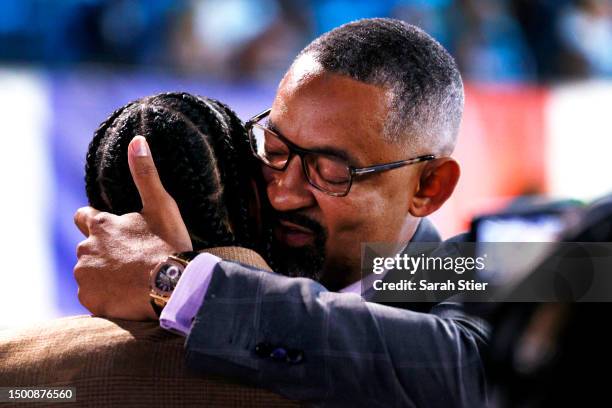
top-left (153, 260), bottom-right (184, 294)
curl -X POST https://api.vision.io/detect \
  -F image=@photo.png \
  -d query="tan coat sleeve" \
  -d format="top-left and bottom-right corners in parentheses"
top-left (0, 315), bottom-right (296, 407)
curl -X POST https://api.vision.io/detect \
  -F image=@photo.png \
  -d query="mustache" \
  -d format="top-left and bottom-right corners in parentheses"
top-left (275, 211), bottom-right (325, 237)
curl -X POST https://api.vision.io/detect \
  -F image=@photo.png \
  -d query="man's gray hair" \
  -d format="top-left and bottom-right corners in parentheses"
top-left (298, 18), bottom-right (464, 155)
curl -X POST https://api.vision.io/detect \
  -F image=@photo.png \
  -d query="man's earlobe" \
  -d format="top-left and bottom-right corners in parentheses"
top-left (409, 158), bottom-right (460, 217)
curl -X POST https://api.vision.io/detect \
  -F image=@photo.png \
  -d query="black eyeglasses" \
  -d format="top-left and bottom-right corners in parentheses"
top-left (245, 108), bottom-right (436, 197)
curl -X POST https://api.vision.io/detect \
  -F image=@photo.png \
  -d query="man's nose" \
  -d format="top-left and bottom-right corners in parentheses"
top-left (264, 155), bottom-right (315, 212)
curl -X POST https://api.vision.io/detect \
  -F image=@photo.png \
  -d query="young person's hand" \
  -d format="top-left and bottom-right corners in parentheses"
top-left (74, 136), bottom-right (192, 320)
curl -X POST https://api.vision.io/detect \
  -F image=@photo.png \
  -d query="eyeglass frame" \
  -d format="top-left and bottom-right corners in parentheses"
top-left (245, 108), bottom-right (436, 197)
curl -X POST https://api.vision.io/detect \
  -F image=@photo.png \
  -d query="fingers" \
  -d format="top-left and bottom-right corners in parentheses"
top-left (127, 136), bottom-right (171, 212)
top-left (76, 237), bottom-right (97, 258)
top-left (74, 206), bottom-right (100, 237)
top-left (73, 248), bottom-right (102, 316)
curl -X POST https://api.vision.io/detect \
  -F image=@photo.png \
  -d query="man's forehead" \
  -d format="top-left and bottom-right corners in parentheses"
top-left (271, 64), bottom-right (395, 164)
top-left (281, 53), bottom-right (325, 91)
top-left (276, 53), bottom-right (390, 109)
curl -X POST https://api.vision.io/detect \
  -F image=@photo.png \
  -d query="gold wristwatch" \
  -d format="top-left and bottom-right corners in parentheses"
top-left (149, 251), bottom-right (200, 317)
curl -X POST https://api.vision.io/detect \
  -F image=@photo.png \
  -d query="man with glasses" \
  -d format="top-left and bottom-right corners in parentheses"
top-left (246, 106), bottom-right (440, 288)
top-left (74, 18), bottom-right (488, 407)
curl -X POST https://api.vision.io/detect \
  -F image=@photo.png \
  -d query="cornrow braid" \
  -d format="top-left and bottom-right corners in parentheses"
top-left (150, 93), bottom-right (248, 245)
top-left (204, 98), bottom-right (278, 271)
top-left (85, 101), bottom-right (138, 212)
top-left (205, 99), bottom-right (256, 243)
top-left (84, 92), bottom-right (268, 257)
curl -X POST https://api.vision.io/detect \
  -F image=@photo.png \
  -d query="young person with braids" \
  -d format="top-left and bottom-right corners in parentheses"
top-left (86, 91), bottom-right (266, 254)
top-left (78, 91), bottom-right (286, 319)
top-left (0, 92), bottom-right (294, 406)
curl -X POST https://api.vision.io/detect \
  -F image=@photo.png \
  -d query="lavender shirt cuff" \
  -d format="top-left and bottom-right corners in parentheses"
top-left (159, 251), bottom-right (364, 336)
top-left (159, 253), bottom-right (221, 336)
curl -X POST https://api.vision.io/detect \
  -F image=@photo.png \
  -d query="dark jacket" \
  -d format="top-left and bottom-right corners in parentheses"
top-left (185, 219), bottom-right (489, 407)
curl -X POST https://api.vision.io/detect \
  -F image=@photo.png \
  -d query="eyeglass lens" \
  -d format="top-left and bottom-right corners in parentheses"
top-left (250, 124), bottom-right (351, 194)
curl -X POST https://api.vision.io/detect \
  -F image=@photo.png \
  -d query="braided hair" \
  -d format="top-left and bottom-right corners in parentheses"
top-left (85, 92), bottom-right (267, 254)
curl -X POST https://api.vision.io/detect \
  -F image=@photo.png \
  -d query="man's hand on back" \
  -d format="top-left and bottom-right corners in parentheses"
top-left (74, 136), bottom-right (192, 320)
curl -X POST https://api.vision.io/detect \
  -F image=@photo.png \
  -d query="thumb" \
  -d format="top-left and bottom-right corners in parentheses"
top-left (128, 136), bottom-right (172, 212)
top-left (128, 136), bottom-right (192, 251)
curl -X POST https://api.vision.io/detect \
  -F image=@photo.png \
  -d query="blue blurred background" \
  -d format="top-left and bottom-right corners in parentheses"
top-left (2, 0), bottom-right (612, 327)
top-left (3, 0), bottom-right (612, 82)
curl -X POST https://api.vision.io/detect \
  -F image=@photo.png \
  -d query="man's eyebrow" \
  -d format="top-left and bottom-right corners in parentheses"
top-left (266, 119), bottom-right (359, 165)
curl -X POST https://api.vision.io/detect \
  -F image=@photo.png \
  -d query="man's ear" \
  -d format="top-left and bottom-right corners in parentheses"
top-left (409, 158), bottom-right (460, 217)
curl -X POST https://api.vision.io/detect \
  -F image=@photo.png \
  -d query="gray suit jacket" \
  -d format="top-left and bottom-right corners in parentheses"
top-left (184, 219), bottom-right (489, 407)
